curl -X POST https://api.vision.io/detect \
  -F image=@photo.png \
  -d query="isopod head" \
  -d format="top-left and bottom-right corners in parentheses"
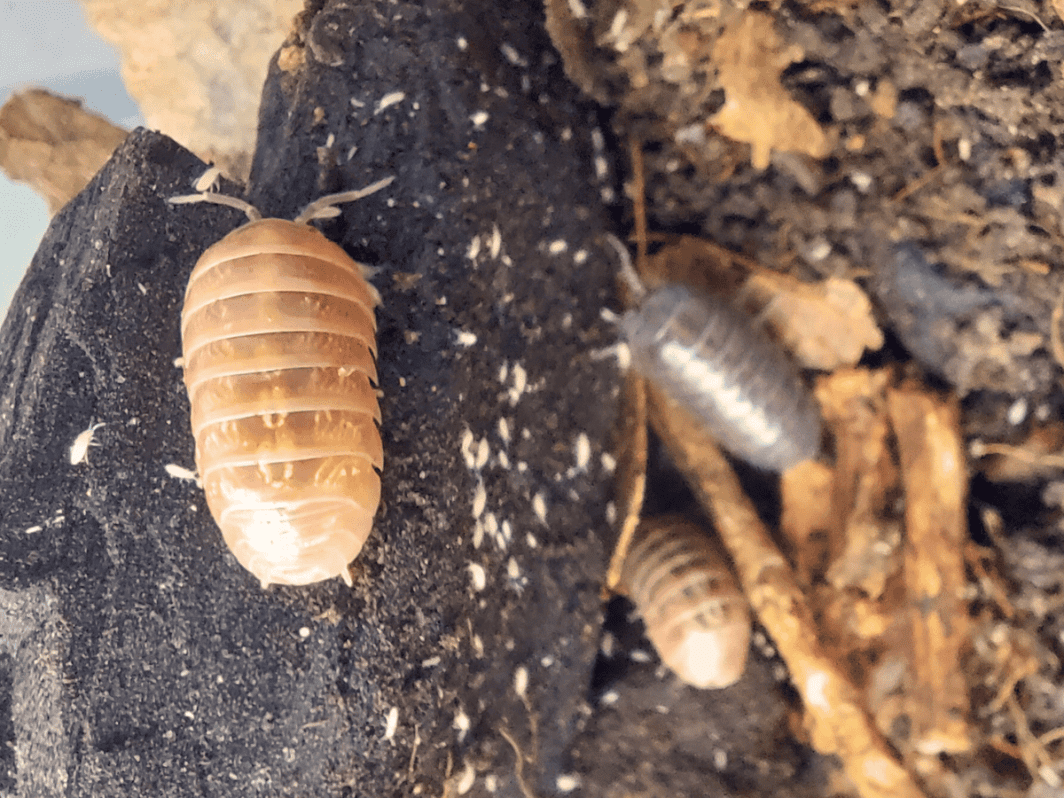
top-left (619, 515), bottom-right (751, 689)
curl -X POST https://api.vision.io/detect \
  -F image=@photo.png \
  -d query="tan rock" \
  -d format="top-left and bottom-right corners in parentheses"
top-left (80, 0), bottom-right (304, 180)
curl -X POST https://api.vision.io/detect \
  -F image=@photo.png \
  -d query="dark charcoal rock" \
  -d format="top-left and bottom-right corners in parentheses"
top-left (0, 0), bottom-right (621, 794)
top-left (569, 596), bottom-right (823, 798)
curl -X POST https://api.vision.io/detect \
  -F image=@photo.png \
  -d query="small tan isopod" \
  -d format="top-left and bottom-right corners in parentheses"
top-left (618, 515), bottom-right (751, 688)
top-left (170, 175), bottom-right (394, 588)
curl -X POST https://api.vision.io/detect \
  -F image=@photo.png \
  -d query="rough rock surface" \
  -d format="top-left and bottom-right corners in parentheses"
top-left (0, 1), bottom-right (633, 795)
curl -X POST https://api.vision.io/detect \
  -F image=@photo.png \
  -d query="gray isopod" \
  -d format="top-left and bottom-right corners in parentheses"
top-left (620, 281), bottom-right (822, 472)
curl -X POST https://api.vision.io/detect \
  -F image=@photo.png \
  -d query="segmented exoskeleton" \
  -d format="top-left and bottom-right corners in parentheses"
top-left (619, 515), bottom-right (750, 689)
top-left (172, 176), bottom-right (393, 587)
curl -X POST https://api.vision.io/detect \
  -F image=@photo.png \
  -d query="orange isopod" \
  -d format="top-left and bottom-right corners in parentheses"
top-left (618, 515), bottom-right (751, 688)
top-left (171, 176), bottom-right (394, 588)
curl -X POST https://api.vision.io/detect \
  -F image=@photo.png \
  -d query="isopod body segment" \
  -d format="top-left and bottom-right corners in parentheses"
top-left (620, 283), bottom-right (822, 472)
top-left (181, 211), bottom-right (383, 588)
top-left (619, 515), bottom-right (750, 689)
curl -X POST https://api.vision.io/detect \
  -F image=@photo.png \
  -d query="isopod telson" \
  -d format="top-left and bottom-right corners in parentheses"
top-left (171, 176), bottom-right (394, 588)
top-left (618, 515), bottom-right (750, 689)
top-left (615, 247), bottom-right (823, 472)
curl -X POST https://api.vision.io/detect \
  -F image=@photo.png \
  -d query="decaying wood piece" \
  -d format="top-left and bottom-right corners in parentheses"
top-left (606, 374), bottom-right (648, 591)
top-left (784, 369), bottom-right (974, 774)
top-left (781, 369), bottom-right (901, 705)
top-left (971, 424), bottom-right (1064, 483)
top-left (887, 383), bottom-right (972, 756)
top-left (0, 89), bottom-right (128, 214)
top-left (740, 272), bottom-right (885, 371)
top-left (647, 384), bottom-right (929, 798)
top-left (605, 140), bottom-right (651, 592)
top-left (818, 370), bottom-right (899, 598)
top-left (778, 457), bottom-right (834, 589)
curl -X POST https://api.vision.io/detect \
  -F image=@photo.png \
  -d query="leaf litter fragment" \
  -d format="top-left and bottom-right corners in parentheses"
top-left (711, 12), bottom-right (834, 169)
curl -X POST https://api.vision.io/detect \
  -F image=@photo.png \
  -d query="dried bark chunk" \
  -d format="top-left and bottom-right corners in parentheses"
top-left (0, 89), bottom-right (128, 214)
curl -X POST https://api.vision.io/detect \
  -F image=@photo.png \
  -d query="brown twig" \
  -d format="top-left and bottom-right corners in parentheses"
top-left (499, 727), bottom-right (538, 798)
top-left (647, 384), bottom-right (930, 798)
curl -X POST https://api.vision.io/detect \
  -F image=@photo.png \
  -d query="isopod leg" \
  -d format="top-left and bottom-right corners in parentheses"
top-left (341, 565), bottom-right (354, 587)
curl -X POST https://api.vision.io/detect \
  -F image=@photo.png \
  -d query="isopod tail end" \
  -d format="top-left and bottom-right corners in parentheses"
top-left (669, 621), bottom-right (750, 689)
top-left (341, 565), bottom-right (354, 587)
